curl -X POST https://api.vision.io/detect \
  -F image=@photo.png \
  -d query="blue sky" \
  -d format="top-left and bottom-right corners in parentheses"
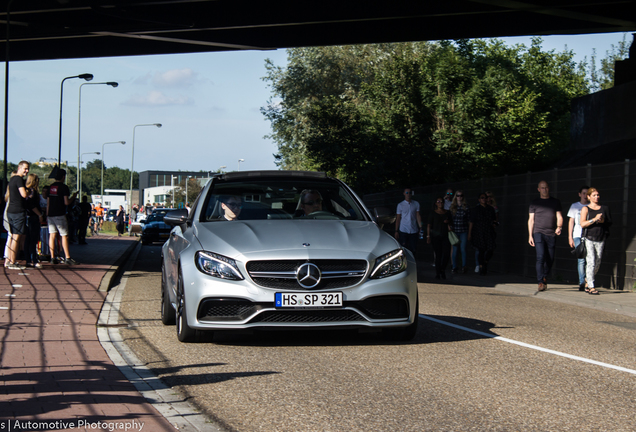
top-left (3, 31), bottom-right (631, 175)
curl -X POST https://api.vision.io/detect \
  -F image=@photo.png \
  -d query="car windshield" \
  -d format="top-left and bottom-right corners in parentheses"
top-left (201, 177), bottom-right (368, 222)
top-left (146, 213), bottom-right (164, 223)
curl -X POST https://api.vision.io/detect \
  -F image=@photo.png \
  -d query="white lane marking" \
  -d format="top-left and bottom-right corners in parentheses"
top-left (421, 314), bottom-right (636, 376)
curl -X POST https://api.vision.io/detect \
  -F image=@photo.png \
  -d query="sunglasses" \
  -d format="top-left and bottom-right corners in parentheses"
top-left (456, 194), bottom-right (463, 197)
top-left (436, 200), bottom-right (443, 203)
top-left (303, 199), bottom-right (322, 206)
top-left (479, 196), bottom-right (487, 200)
top-left (446, 192), bottom-right (453, 195)
top-left (225, 202), bottom-right (242, 209)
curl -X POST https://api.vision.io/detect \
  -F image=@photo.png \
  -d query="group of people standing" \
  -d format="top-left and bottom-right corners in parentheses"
top-left (395, 181), bottom-right (611, 292)
top-left (4, 162), bottom-right (81, 270)
top-left (395, 188), bottom-right (499, 279)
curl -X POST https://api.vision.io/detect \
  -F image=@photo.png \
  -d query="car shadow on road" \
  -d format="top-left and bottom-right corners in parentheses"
top-left (209, 314), bottom-right (498, 347)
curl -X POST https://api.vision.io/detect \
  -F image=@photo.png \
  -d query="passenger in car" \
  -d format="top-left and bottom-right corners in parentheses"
top-left (298, 189), bottom-right (323, 216)
top-left (218, 195), bottom-right (243, 221)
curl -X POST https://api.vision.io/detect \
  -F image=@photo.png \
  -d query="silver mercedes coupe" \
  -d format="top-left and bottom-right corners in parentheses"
top-left (161, 171), bottom-right (419, 342)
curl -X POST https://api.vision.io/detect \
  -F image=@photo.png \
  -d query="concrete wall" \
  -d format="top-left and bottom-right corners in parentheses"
top-left (570, 80), bottom-right (636, 151)
top-left (364, 160), bottom-right (636, 291)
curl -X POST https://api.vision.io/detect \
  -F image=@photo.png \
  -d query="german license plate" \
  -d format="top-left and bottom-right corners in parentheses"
top-left (275, 292), bottom-right (343, 308)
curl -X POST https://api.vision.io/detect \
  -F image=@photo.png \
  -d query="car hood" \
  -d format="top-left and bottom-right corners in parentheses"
top-left (193, 220), bottom-right (400, 260)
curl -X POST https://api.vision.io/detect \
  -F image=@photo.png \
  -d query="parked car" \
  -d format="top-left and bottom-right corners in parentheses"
top-left (161, 170), bottom-right (418, 342)
top-left (141, 209), bottom-right (177, 245)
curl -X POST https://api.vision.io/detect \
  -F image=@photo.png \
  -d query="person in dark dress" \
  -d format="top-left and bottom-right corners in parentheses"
top-left (427, 196), bottom-right (451, 279)
top-left (115, 205), bottom-right (126, 236)
top-left (77, 196), bottom-right (92, 244)
top-left (469, 193), bottom-right (497, 275)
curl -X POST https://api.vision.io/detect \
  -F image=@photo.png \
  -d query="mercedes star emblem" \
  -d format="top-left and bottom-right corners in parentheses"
top-left (296, 263), bottom-right (322, 289)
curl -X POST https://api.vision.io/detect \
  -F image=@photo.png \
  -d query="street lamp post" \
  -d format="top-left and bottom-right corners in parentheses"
top-left (77, 81), bottom-right (118, 191)
top-left (53, 73), bottom-right (93, 179)
top-left (130, 123), bottom-right (162, 213)
top-left (101, 141), bottom-right (126, 204)
top-left (171, 176), bottom-right (178, 208)
top-left (185, 176), bottom-right (192, 203)
top-left (238, 159), bottom-right (245, 171)
top-left (79, 152), bottom-right (100, 198)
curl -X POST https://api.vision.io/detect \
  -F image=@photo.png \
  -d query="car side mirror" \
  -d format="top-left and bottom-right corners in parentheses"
top-left (373, 207), bottom-right (395, 229)
top-left (164, 209), bottom-right (189, 227)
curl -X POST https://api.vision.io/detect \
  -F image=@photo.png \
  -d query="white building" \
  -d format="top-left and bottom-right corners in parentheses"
top-left (91, 189), bottom-right (128, 211)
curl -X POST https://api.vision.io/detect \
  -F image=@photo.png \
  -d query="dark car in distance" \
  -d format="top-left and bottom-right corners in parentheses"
top-left (141, 209), bottom-right (177, 245)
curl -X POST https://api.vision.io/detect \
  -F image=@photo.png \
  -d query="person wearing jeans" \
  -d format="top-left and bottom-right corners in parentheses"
top-left (449, 190), bottom-right (470, 273)
top-left (567, 186), bottom-right (589, 291)
top-left (528, 181), bottom-right (563, 291)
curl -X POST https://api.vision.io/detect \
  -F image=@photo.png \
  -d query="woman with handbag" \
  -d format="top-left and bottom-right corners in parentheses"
top-left (449, 190), bottom-right (470, 273)
top-left (579, 188), bottom-right (612, 295)
top-left (469, 193), bottom-right (497, 275)
top-left (427, 196), bottom-right (451, 280)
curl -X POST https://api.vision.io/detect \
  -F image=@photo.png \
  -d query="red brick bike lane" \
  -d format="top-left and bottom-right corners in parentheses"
top-left (0, 235), bottom-right (176, 431)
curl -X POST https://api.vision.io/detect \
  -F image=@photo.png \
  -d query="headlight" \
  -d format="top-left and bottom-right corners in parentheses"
top-left (195, 251), bottom-right (244, 281)
top-left (370, 249), bottom-right (407, 279)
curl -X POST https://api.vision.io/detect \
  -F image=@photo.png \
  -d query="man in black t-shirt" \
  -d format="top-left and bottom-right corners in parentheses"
top-left (5, 161), bottom-right (31, 270)
top-left (47, 169), bottom-right (79, 265)
top-left (528, 180), bottom-right (563, 291)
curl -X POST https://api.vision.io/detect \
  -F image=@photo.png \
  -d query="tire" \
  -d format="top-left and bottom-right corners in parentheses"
top-left (383, 295), bottom-right (419, 342)
top-left (176, 271), bottom-right (197, 342)
top-left (160, 262), bottom-right (176, 325)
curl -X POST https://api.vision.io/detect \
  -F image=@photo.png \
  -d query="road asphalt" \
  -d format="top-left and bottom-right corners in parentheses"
top-left (1, 236), bottom-right (635, 431)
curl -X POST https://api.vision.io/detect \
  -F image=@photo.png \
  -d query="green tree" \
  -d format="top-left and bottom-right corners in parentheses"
top-left (263, 39), bottom-right (589, 192)
top-left (586, 33), bottom-right (631, 92)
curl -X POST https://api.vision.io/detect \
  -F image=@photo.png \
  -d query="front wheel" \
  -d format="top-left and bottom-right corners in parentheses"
top-left (160, 262), bottom-right (176, 325)
top-left (176, 271), bottom-right (197, 342)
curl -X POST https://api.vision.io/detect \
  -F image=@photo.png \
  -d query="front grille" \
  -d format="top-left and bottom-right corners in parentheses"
top-left (249, 309), bottom-right (365, 323)
top-left (246, 259), bottom-right (368, 290)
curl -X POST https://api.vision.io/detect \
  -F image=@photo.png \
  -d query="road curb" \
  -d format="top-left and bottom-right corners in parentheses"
top-left (98, 237), bottom-right (140, 292)
top-left (97, 242), bottom-right (224, 432)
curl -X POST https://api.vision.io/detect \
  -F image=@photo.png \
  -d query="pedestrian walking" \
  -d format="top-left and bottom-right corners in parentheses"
top-left (24, 174), bottom-right (44, 268)
top-left (567, 186), bottom-right (589, 291)
top-left (579, 188), bottom-right (612, 295)
top-left (469, 193), bottom-right (497, 275)
top-left (528, 180), bottom-right (563, 291)
top-left (115, 205), bottom-right (126, 236)
top-left (443, 189), bottom-right (453, 210)
top-left (449, 190), bottom-right (470, 273)
top-left (394, 188), bottom-right (422, 255)
top-left (427, 196), bottom-right (451, 279)
top-left (5, 161), bottom-right (30, 270)
top-left (78, 196), bottom-right (92, 244)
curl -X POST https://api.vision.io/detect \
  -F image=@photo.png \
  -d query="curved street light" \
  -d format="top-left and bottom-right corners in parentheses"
top-left (101, 141), bottom-right (126, 204)
top-left (52, 73), bottom-right (93, 179)
top-left (238, 159), bottom-right (245, 171)
top-left (130, 123), bottom-right (162, 213)
top-left (77, 81), bottom-right (118, 191)
top-left (79, 151), bottom-right (100, 198)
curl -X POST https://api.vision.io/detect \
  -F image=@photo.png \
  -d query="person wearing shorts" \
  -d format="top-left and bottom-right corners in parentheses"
top-left (5, 161), bottom-right (30, 270)
top-left (47, 169), bottom-right (79, 265)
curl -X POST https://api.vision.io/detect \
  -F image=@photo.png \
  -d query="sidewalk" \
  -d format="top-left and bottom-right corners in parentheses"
top-left (417, 261), bottom-right (636, 318)
top-left (0, 235), bottom-right (175, 431)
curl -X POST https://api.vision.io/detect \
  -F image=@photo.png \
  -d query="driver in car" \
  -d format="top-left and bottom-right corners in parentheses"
top-left (219, 195), bottom-right (242, 221)
top-left (299, 189), bottom-right (324, 216)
